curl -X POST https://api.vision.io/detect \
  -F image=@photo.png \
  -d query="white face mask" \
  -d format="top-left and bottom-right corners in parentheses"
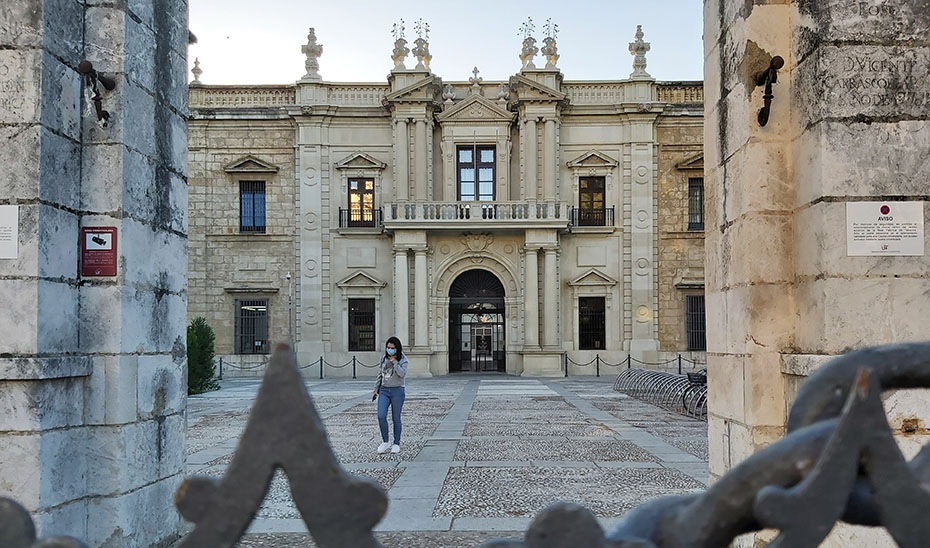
top-left (386, 348), bottom-right (396, 356)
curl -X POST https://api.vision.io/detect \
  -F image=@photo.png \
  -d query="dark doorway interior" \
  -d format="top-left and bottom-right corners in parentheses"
top-left (448, 269), bottom-right (506, 373)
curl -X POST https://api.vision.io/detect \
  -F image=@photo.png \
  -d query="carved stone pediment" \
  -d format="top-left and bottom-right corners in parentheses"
top-left (436, 94), bottom-right (514, 123)
top-left (676, 154), bottom-right (704, 171)
top-left (383, 75), bottom-right (442, 104)
top-left (224, 155), bottom-right (280, 174)
top-left (567, 150), bottom-right (619, 169)
top-left (508, 74), bottom-right (567, 103)
top-left (568, 269), bottom-right (617, 287)
top-left (336, 271), bottom-right (387, 289)
top-left (334, 152), bottom-right (387, 171)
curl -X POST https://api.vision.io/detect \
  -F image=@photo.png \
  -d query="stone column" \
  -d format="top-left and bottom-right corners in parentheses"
top-left (524, 117), bottom-right (538, 201)
top-left (413, 247), bottom-right (428, 347)
top-left (524, 246), bottom-right (540, 348)
top-left (0, 1), bottom-right (187, 545)
top-left (628, 124), bottom-right (659, 361)
top-left (414, 118), bottom-right (427, 202)
top-left (395, 118), bottom-right (409, 201)
top-left (543, 247), bottom-right (559, 347)
top-left (394, 247), bottom-right (409, 344)
top-left (705, 2), bottom-right (930, 546)
top-left (543, 119), bottom-right (556, 202)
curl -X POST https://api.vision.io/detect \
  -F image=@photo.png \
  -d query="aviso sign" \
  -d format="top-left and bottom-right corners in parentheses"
top-left (846, 201), bottom-right (925, 256)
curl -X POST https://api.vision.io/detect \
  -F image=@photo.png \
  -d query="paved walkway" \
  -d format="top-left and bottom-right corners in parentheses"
top-left (186, 375), bottom-right (709, 547)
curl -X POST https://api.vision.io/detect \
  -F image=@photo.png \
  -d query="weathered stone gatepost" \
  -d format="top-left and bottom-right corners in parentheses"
top-left (705, 0), bottom-right (930, 545)
top-left (0, 1), bottom-right (188, 546)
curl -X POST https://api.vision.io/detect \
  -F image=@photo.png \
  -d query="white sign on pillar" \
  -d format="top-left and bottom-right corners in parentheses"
top-left (0, 205), bottom-right (18, 259)
top-left (846, 201), bottom-right (925, 256)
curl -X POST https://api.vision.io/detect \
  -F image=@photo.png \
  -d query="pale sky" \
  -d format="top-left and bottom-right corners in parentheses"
top-left (188, 0), bottom-right (705, 86)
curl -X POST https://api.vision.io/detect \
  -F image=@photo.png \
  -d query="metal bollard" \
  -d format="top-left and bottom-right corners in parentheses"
top-left (596, 354), bottom-right (601, 377)
top-left (319, 356), bottom-right (324, 380)
top-left (218, 357), bottom-right (223, 380)
top-left (352, 356), bottom-right (357, 379)
top-left (678, 354), bottom-right (682, 375)
top-left (564, 354), bottom-right (569, 377)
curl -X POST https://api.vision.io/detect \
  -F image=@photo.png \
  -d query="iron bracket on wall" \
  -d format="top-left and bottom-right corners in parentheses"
top-left (78, 60), bottom-right (117, 126)
top-left (756, 55), bottom-right (784, 127)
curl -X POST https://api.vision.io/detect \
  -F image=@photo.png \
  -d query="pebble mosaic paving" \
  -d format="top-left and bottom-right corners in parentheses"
top-left (180, 374), bottom-right (709, 547)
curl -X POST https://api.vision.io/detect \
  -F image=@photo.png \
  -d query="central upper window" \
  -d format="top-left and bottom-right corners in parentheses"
top-left (457, 146), bottom-right (495, 201)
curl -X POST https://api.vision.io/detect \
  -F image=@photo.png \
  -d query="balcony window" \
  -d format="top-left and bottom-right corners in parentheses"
top-left (688, 177), bottom-right (704, 231)
top-left (457, 146), bottom-right (495, 201)
top-left (578, 177), bottom-right (606, 226)
top-left (240, 181), bottom-right (266, 233)
top-left (348, 178), bottom-right (376, 227)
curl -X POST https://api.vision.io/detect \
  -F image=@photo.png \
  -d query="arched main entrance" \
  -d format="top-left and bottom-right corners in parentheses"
top-left (448, 269), bottom-right (506, 372)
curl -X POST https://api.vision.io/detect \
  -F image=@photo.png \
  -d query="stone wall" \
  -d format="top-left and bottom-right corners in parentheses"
top-left (0, 0), bottom-right (189, 546)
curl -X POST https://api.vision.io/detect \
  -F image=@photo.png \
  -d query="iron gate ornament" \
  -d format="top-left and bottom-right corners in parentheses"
top-left (3, 342), bottom-right (930, 547)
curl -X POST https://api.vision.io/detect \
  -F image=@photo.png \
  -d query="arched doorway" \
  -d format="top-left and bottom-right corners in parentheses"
top-left (448, 269), bottom-right (506, 372)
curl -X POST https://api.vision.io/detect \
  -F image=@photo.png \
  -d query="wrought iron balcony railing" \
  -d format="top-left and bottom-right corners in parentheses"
top-left (383, 201), bottom-right (570, 229)
top-left (569, 206), bottom-right (615, 227)
top-left (338, 207), bottom-right (383, 228)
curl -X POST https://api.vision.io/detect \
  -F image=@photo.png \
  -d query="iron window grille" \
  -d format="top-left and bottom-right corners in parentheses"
top-left (686, 294), bottom-right (706, 351)
top-left (347, 178), bottom-right (376, 227)
top-left (579, 297), bottom-right (606, 350)
top-left (348, 298), bottom-right (376, 351)
top-left (688, 177), bottom-right (704, 231)
top-left (578, 176), bottom-right (607, 226)
top-left (235, 299), bottom-right (269, 354)
top-left (240, 180), bottom-right (266, 233)
top-left (570, 206), bottom-right (615, 227)
top-left (457, 145), bottom-right (495, 201)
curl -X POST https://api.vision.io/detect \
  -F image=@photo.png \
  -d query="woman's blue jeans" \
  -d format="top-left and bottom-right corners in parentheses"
top-left (377, 386), bottom-right (405, 445)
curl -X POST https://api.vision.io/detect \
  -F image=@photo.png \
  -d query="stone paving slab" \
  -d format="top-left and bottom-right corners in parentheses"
top-left (453, 438), bottom-right (659, 462)
top-left (237, 531), bottom-right (518, 547)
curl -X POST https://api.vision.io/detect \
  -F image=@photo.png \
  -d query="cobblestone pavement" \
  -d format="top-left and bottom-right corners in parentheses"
top-left (184, 375), bottom-right (708, 547)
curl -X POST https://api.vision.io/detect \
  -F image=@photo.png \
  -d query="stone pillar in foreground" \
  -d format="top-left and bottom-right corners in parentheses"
top-left (0, 0), bottom-right (188, 546)
top-left (704, 1), bottom-right (930, 546)
top-left (393, 247), bottom-right (409, 345)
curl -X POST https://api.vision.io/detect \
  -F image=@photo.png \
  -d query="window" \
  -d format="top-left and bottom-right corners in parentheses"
top-left (579, 297), bottom-right (606, 350)
top-left (235, 299), bottom-right (269, 354)
top-left (240, 181), bottom-right (266, 233)
top-left (686, 295), bottom-right (706, 351)
top-left (348, 298), bottom-right (376, 351)
top-left (688, 177), bottom-right (704, 231)
top-left (579, 177), bottom-right (606, 226)
top-left (347, 178), bottom-right (375, 226)
top-left (457, 146), bottom-right (495, 201)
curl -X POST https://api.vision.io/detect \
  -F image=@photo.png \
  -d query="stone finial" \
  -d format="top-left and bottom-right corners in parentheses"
top-left (391, 20), bottom-right (409, 70)
top-left (301, 27), bottom-right (323, 81)
top-left (442, 84), bottom-right (455, 104)
top-left (629, 25), bottom-right (651, 79)
top-left (519, 18), bottom-right (538, 70)
top-left (412, 19), bottom-right (432, 71)
top-left (542, 19), bottom-right (559, 69)
top-left (469, 66), bottom-right (483, 94)
top-left (191, 57), bottom-right (202, 85)
top-left (497, 83), bottom-right (510, 104)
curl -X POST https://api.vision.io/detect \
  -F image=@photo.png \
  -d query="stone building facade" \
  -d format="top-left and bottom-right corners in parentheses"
top-left (187, 23), bottom-right (706, 376)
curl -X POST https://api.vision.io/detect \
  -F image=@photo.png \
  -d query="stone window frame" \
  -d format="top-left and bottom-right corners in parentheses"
top-left (456, 144), bottom-right (497, 201)
top-left (336, 271), bottom-right (387, 354)
top-left (234, 297), bottom-right (271, 355)
top-left (334, 153), bottom-right (387, 228)
top-left (566, 151), bottom-right (619, 232)
top-left (224, 155), bottom-right (281, 235)
top-left (568, 269), bottom-right (618, 351)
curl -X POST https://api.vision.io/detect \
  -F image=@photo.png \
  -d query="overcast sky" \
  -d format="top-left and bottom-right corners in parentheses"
top-left (188, 0), bottom-right (704, 85)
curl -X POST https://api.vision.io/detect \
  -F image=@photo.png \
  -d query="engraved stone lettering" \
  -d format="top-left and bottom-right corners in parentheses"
top-left (858, 2), bottom-right (899, 17)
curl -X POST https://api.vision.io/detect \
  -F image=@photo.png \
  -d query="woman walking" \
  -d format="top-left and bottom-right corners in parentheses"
top-left (373, 336), bottom-right (408, 454)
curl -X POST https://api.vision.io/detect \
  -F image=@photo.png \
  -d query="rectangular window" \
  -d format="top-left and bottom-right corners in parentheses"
top-left (686, 295), bottom-right (706, 351)
top-left (578, 177), bottom-right (606, 226)
top-left (240, 181), bottom-right (266, 233)
top-left (457, 146), bottom-right (495, 201)
top-left (688, 177), bottom-right (704, 231)
top-left (348, 178), bottom-right (375, 227)
top-left (579, 297), bottom-right (606, 350)
top-left (235, 299), bottom-right (269, 354)
top-left (348, 298), bottom-right (376, 351)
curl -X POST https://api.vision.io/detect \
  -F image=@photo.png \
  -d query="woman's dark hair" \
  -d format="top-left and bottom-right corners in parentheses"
top-left (385, 336), bottom-right (404, 359)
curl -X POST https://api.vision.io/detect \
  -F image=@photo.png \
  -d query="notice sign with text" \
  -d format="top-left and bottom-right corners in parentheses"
top-left (81, 227), bottom-right (118, 276)
top-left (846, 202), bottom-right (925, 256)
top-left (0, 205), bottom-right (18, 259)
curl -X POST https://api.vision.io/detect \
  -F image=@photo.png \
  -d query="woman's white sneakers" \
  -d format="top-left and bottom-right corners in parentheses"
top-left (390, 444), bottom-right (400, 454)
top-left (377, 441), bottom-right (391, 454)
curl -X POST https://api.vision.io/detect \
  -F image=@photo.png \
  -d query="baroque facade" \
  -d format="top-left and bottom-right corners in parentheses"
top-left (187, 23), bottom-right (706, 376)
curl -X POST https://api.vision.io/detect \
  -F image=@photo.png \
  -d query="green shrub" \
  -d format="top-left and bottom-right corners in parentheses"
top-left (187, 317), bottom-right (219, 394)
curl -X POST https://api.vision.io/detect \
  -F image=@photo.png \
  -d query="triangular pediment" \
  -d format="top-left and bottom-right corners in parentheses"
top-left (224, 155), bottom-right (280, 174)
top-left (568, 269), bottom-right (618, 287)
top-left (334, 152), bottom-right (387, 171)
top-left (384, 76), bottom-right (441, 103)
top-left (436, 93), bottom-right (514, 122)
top-left (508, 74), bottom-right (567, 102)
top-left (676, 154), bottom-right (704, 171)
top-left (336, 271), bottom-right (387, 288)
top-left (567, 150), bottom-right (619, 169)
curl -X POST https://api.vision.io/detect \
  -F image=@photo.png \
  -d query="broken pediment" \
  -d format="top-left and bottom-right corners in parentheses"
top-left (224, 155), bottom-right (280, 174)
top-left (384, 76), bottom-right (442, 103)
top-left (567, 151), bottom-right (619, 169)
top-left (334, 152), bottom-right (387, 171)
top-left (336, 271), bottom-right (387, 289)
top-left (508, 74), bottom-right (567, 102)
top-left (676, 154), bottom-right (704, 171)
top-left (436, 93), bottom-right (515, 123)
top-left (568, 269), bottom-right (618, 287)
